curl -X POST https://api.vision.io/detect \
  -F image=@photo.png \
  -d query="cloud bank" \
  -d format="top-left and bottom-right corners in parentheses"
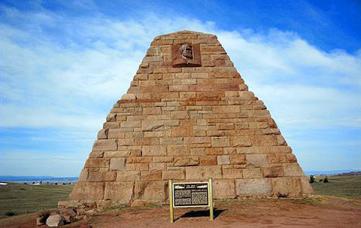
top-left (0, 5), bottom-right (360, 175)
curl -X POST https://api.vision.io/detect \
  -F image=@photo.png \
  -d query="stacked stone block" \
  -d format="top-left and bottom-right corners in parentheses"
top-left (69, 31), bottom-right (312, 206)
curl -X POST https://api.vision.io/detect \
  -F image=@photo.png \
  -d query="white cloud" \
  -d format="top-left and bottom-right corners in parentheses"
top-left (1, 9), bottom-right (360, 132)
top-left (1, 12), bottom-right (360, 131)
top-left (1, 6), bottom-right (361, 174)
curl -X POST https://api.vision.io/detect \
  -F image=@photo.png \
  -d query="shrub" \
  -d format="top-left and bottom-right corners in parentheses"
top-left (309, 175), bottom-right (315, 183)
top-left (5, 211), bottom-right (16, 216)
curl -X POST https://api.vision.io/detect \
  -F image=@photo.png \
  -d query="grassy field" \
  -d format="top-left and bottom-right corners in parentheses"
top-left (0, 183), bottom-right (73, 219)
top-left (311, 175), bottom-right (361, 198)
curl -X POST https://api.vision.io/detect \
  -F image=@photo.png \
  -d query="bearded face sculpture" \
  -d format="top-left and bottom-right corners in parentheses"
top-left (172, 43), bottom-right (201, 67)
top-left (180, 44), bottom-right (193, 61)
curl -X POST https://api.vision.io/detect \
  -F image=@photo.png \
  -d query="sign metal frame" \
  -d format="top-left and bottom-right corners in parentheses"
top-left (169, 178), bottom-right (214, 223)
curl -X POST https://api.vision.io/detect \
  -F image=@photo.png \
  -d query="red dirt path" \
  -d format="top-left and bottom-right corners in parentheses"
top-left (1, 196), bottom-right (361, 228)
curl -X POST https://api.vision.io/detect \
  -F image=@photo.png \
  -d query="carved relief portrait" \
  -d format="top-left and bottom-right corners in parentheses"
top-left (172, 43), bottom-right (201, 67)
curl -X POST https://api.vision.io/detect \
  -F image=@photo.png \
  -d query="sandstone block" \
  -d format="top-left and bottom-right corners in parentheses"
top-left (162, 170), bottom-right (185, 180)
top-left (106, 113), bottom-right (117, 122)
top-left (222, 168), bottom-right (243, 179)
top-left (110, 158), bottom-right (126, 171)
top-left (142, 145), bottom-right (166, 156)
top-left (121, 120), bottom-right (141, 128)
top-left (149, 162), bottom-right (166, 170)
top-left (134, 181), bottom-right (167, 202)
top-left (127, 157), bottom-right (152, 163)
top-left (185, 166), bottom-right (222, 180)
top-left (213, 105), bottom-right (240, 113)
top-left (92, 139), bottom-right (117, 151)
top-left (69, 182), bottom-right (104, 200)
top-left (185, 137), bottom-right (211, 144)
top-left (141, 170), bottom-right (162, 181)
top-left (118, 138), bottom-right (135, 146)
top-left (126, 163), bottom-right (149, 171)
top-left (300, 176), bottom-right (313, 194)
top-left (117, 171), bottom-right (140, 181)
top-left (200, 156), bottom-right (217, 165)
top-left (283, 163), bottom-right (304, 176)
top-left (271, 177), bottom-right (302, 197)
top-left (217, 155), bottom-right (230, 165)
top-left (78, 169), bottom-right (88, 181)
top-left (231, 136), bottom-right (252, 147)
top-left (85, 158), bottom-right (109, 168)
top-left (174, 156), bottom-right (199, 166)
top-left (104, 182), bottom-right (133, 203)
top-left (121, 93), bottom-right (136, 100)
top-left (211, 137), bottom-right (230, 147)
top-left (236, 179), bottom-right (272, 196)
top-left (246, 154), bottom-right (268, 167)
top-left (230, 154), bottom-right (246, 165)
top-left (167, 145), bottom-right (189, 156)
top-left (142, 120), bottom-right (164, 131)
top-left (153, 156), bottom-right (173, 163)
top-left (243, 168), bottom-right (262, 178)
top-left (87, 171), bottom-right (116, 182)
top-left (262, 166), bottom-right (284, 178)
top-left (97, 129), bottom-right (108, 139)
top-left (213, 179), bottom-right (236, 199)
top-left (143, 107), bottom-right (162, 115)
top-left (286, 154), bottom-right (297, 163)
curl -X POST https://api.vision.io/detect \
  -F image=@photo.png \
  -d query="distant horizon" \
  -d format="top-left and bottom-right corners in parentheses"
top-left (1, 169), bottom-right (361, 179)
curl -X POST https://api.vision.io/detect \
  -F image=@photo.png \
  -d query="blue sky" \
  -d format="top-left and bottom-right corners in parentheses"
top-left (0, 0), bottom-right (360, 176)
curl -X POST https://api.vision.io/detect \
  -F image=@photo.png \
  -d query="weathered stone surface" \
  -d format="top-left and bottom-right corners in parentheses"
top-left (185, 166), bottom-right (222, 180)
top-left (214, 179), bottom-right (236, 199)
top-left (211, 137), bottom-right (230, 147)
top-left (117, 171), bottom-right (140, 181)
top-left (104, 182), bottom-right (133, 203)
top-left (69, 182), bottom-right (104, 200)
top-left (69, 30), bottom-right (312, 206)
top-left (110, 158), bottom-right (126, 171)
top-left (134, 181), bottom-right (166, 202)
top-left (162, 169), bottom-right (185, 180)
top-left (217, 155), bottom-right (230, 165)
top-left (92, 139), bottom-right (117, 151)
top-left (230, 154), bottom-right (246, 165)
top-left (236, 179), bottom-right (272, 196)
top-left (87, 171), bottom-right (116, 182)
top-left (283, 163), bottom-right (304, 176)
top-left (173, 156), bottom-right (199, 166)
top-left (271, 177), bottom-right (302, 197)
top-left (243, 168), bottom-right (262, 178)
top-left (246, 154), bottom-right (268, 167)
top-left (263, 166), bottom-right (284, 178)
top-left (200, 156), bottom-right (217, 165)
top-left (143, 146), bottom-right (166, 156)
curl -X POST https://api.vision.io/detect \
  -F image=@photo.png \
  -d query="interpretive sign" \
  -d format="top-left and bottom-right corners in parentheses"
top-left (168, 179), bottom-right (213, 223)
top-left (173, 182), bottom-right (209, 207)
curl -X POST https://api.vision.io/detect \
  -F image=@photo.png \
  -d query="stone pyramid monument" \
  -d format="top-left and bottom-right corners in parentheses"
top-left (69, 31), bottom-right (312, 207)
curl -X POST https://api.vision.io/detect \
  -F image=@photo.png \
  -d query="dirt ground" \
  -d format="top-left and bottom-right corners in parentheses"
top-left (1, 196), bottom-right (361, 228)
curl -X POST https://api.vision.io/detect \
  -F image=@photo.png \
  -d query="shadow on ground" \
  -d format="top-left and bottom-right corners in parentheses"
top-left (176, 208), bottom-right (226, 221)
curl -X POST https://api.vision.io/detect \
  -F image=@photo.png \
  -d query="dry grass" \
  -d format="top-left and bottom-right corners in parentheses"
top-left (0, 183), bottom-right (73, 219)
top-left (311, 175), bottom-right (361, 199)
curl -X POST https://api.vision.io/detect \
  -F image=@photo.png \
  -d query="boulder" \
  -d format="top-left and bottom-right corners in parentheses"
top-left (46, 214), bottom-right (65, 227)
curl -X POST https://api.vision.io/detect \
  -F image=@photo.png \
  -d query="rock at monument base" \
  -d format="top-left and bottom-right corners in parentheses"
top-left (46, 214), bottom-right (65, 227)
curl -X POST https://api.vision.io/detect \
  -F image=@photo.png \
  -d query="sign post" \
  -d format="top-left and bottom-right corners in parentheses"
top-left (169, 178), bottom-right (213, 223)
top-left (169, 179), bottom-right (174, 223)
